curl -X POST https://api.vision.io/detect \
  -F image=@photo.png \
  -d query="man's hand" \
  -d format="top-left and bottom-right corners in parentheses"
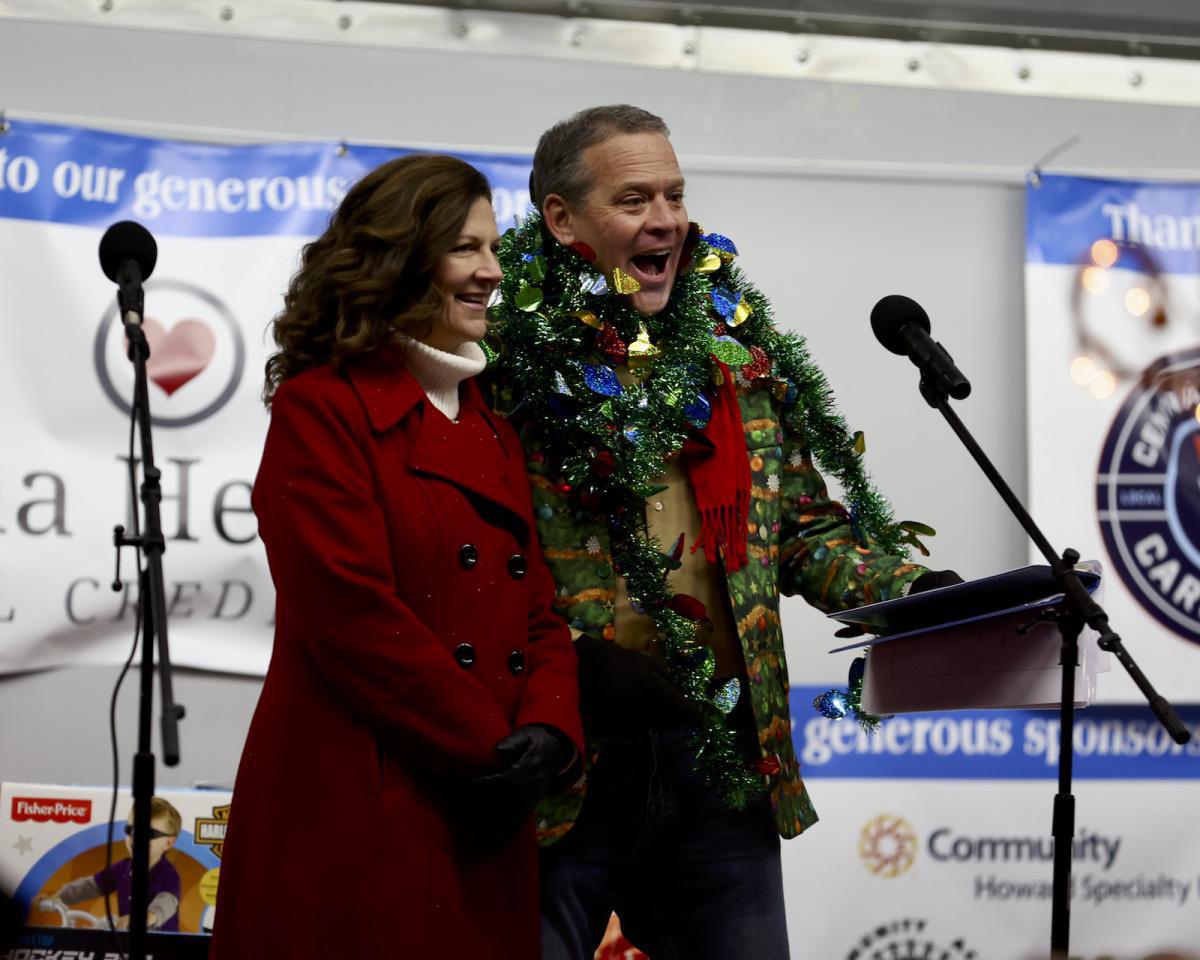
top-left (908, 569), bottom-right (965, 594)
top-left (575, 633), bottom-right (699, 735)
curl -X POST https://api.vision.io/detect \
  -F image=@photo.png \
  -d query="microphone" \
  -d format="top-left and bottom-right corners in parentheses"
top-left (870, 294), bottom-right (971, 401)
top-left (99, 221), bottom-right (157, 324)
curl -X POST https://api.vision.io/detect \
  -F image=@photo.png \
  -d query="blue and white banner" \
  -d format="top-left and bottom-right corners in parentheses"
top-left (792, 690), bottom-right (1200, 780)
top-left (994, 172), bottom-right (1200, 957)
top-left (1025, 174), bottom-right (1200, 701)
top-left (0, 118), bottom-right (533, 676)
top-left (0, 118), bottom-right (534, 236)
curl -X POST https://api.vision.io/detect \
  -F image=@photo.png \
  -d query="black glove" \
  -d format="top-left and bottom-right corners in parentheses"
top-left (909, 569), bottom-right (965, 594)
top-left (575, 632), bottom-right (699, 735)
top-left (456, 724), bottom-right (575, 854)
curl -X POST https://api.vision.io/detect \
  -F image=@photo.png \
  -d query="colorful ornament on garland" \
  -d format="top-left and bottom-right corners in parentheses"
top-left (583, 361), bottom-right (622, 397)
top-left (515, 283), bottom-right (543, 312)
top-left (663, 532), bottom-right (685, 570)
top-left (595, 322), bottom-right (628, 363)
top-left (713, 677), bottom-right (743, 715)
top-left (591, 449), bottom-right (617, 478)
top-left (711, 286), bottom-right (752, 327)
top-left (684, 392), bottom-right (712, 428)
top-left (611, 267), bottom-right (641, 295)
top-left (702, 231), bottom-right (738, 263)
top-left (570, 309), bottom-right (602, 330)
top-left (669, 593), bottom-right (708, 622)
top-left (569, 241), bottom-right (597, 262)
top-left (711, 335), bottom-right (752, 368)
top-left (627, 325), bottom-right (660, 378)
top-left (741, 345), bottom-right (772, 381)
top-left (814, 656), bottom-right (881, 731)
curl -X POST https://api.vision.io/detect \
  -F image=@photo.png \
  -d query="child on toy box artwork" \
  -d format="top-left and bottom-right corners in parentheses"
top-left (36, 796), bottom-right (182, 932)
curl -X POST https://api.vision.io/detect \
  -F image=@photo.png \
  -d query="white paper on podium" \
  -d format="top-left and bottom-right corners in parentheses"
top-left (828, 563), bottom-right (1110, 714)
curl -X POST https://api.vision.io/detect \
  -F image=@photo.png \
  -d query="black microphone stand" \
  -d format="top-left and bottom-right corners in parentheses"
top-left (911, 371), bottom-right (1190, 958)
top-left (111, 269), bottom-right (185, 960)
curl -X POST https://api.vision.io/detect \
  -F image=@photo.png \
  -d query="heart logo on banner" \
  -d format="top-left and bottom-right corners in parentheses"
top-left (135, 317), bottom-right (217, 396)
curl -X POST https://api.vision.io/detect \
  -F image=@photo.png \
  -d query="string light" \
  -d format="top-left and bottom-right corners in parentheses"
top-left (1070, 355), bottom-right (1097, 385)
top-left (1081, 266), bottom-right (1110, 294)
top-left (1125, 287), bottom-right (1151, 317)
top-left (1090, 239), bottom-right (1119, 268)
top-left (1090, 371), bottom-right (1116, 399)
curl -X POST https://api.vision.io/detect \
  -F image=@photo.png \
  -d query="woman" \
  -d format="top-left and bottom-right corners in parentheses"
top-left (211, 155), bottom-right (582, 960)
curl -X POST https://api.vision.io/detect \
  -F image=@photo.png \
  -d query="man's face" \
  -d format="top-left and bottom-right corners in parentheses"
top-left (544, 132), bottom-right (689, 316)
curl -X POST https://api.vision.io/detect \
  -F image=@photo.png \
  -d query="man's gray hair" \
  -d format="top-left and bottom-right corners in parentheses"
top-left (530, 105), bottom-right (670, 211)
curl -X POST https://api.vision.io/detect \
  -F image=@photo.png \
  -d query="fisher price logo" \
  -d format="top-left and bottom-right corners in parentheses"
top-left (12, 796), bottom-right (93, 824)
top-left (93, 278), bottom-right (246, 428)
top-left (1096, 347), bottom-right (1200, 645)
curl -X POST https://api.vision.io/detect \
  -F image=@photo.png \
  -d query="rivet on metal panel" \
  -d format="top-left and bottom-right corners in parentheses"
top-left (335, 141), bottom-right (348, 158)
top-left (338, 15), bottom-right (352, 30)
top-left (683, 39), bottom-right (697, 55)
top-left (219, 6), bottom-right (234, 22)
top-left (99, 0), bottom-right (113, 11)
top-left (569, 30), bottom-right (585, 47)
top-left (1128, 71), bottom-right (1144, 87)
top-left (1017, 66), bottom-right (1031, 81)
top-left (453, 21), bottom-right (470, 38)
top-left (906, 58), bottom-right (920, 72)
top-left (796, 49), bottom-right (809, 64)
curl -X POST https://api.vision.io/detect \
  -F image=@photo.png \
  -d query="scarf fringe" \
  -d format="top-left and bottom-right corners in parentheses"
top-left (693, 497), bottom-right (750, 572)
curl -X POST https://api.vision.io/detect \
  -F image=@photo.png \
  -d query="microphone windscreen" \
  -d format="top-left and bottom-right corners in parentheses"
top-left (871, 294), bottom-right (930, 355)
top-left (99, 220), bottom-right (157, 283)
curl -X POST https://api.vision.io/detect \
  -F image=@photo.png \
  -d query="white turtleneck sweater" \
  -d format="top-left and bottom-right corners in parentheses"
top-left (397, 337), bottom-right (487, 422)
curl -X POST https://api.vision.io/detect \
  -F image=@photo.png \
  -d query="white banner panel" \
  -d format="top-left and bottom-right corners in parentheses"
top-left (1025, 173), bottom-right (1200, 703)
top-left (0, 118), bottom-right (535, 676)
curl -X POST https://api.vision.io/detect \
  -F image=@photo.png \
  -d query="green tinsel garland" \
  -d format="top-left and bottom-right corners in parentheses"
top-left (488, 215), bottom-right (910, 807)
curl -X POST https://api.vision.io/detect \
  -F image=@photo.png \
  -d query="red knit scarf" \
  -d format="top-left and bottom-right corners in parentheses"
top-left (682, 361), bottom-right (750, 572)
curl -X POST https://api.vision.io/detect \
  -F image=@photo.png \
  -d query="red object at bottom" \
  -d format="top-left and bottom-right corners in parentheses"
top-left (594, 913), bottom-right (649, 960)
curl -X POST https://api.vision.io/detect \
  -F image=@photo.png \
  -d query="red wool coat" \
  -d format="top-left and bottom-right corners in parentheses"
top-left (211, 351), bottom-right (582, 960)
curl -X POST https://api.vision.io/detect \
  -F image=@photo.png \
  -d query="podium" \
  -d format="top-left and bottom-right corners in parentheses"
top-left (828, 563), bottom-right (1107, 715)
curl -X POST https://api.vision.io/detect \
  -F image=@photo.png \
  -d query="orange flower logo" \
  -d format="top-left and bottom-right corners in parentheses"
top-left (859, 813), bottom-right (918, 878)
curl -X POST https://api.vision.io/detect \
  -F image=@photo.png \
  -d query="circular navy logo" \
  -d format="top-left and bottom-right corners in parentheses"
top-left (94, 279), bottom-right (246, 428)
top-left (1097, 347), bottom-right (1200, 646)
top-left (843, 918), bottom-right (977, 960)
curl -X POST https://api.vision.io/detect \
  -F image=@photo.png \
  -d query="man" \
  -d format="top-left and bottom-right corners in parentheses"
top-left (490, 105), bottom-right (954, 960)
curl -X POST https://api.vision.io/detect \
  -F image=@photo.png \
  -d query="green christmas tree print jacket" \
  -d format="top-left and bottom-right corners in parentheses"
top-left (517, 377), bottom-right (927, 845)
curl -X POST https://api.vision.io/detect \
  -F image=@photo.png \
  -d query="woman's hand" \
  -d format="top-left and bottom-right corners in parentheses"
top-left (456, 724), bottom-right (575, 853)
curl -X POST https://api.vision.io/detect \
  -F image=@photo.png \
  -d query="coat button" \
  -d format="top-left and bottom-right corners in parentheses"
top-left (459, 544), bottom-right (478, 569)
top-left (508, 650), bottom-right (526, 676)
top-left (507, 554), bottom-right (527, 579)
top-left (453, 643), bottom-right (476, 669)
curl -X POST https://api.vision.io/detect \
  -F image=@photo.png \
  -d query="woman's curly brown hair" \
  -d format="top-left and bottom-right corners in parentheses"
top-left (263, 154), bottom-right (492, 404)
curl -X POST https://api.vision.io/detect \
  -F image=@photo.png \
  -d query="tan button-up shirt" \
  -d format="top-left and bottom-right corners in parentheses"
top-left (611, 370), bottom-right (745, 679)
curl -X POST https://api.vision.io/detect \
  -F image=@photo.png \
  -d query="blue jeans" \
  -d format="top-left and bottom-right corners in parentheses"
top-left (539, 723), bottom-right (790, 960)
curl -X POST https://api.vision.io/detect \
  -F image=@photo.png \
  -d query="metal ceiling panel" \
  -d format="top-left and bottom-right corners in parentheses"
top-left (366, 0), bottom-right (1200, 59)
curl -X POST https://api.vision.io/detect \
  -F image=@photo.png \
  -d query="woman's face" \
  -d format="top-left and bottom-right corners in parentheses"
top-left (424, 196), bottom-right (502, 352)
